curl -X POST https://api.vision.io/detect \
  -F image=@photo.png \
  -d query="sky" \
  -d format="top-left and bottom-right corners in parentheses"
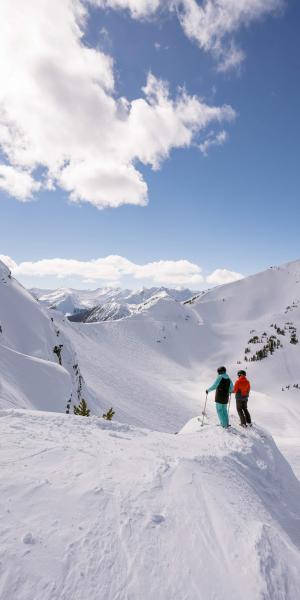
top-left (0, 0), bottom-right (299, 290)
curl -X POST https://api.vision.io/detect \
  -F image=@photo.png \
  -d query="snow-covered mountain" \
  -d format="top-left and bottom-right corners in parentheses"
top-left (50, 260), bottom-right (300, 475)
top-left (31, 285), bottom-right (196, 319)
top-left (3, 258), bottom-right (300, 472)
top-left (30, 286), bottom-right (131, 315)
top-left (67, 290), bottom-right (194, 323)
top-left (0, 261), bottom-right (90, 412)
top-left (72, 301), bottom-right (132, 323)
top-left (1, 258), bottom-right (300, 598)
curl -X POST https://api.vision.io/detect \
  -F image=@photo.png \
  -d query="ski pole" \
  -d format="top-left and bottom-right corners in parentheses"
top-left (201, 392), bottom-right (208, 427)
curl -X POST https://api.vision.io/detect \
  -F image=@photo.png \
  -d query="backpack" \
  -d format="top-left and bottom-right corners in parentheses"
top-left (216, 377), bottom-right (230, 403)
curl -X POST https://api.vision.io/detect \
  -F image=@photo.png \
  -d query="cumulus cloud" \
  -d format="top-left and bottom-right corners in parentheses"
top-left (206, 268), bottom-right (244, 285)
top-left (0, 165), bottom-right (40, 201)
top-left (3, 255), bottom-right (204, 287)
top-left (92, 0), bottom-right (284, 71)
top-left (0, 0), bottom-right (234, 209)
top-left (1, 254), bottom-right (246, 288)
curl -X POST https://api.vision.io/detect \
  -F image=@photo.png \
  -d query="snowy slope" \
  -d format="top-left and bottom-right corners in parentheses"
top-left (2, 260), bottom-right (300, 598)
top-left (82, 301), bottom-right (132, 322)
top-left (54, 261), bottom-right (300, 478)
top-left (32, 286), bottom-right (195, 317)
top-left (57, 296), bottom-right (207, 430)
top-left (3, 258), bottom-right (300, 475)
top-left (0, 409), bottom-right (299, 600)
top-left (188, 260), bottom-right (300, 473)
top-left (30, 286), bottom-right (131, 315)
top-left (0, 261), bottom-right (88, 412)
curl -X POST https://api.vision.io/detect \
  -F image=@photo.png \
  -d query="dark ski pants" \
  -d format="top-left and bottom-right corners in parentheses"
top-left (236, 398), bottom-right (251, 426)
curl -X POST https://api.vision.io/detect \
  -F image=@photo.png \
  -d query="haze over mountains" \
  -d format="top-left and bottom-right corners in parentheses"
top-left (1, 257), bottom-right (300, 599)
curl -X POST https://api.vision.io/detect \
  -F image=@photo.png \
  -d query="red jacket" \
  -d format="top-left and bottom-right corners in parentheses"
top-left (233, 376), bottom-right (250, 398)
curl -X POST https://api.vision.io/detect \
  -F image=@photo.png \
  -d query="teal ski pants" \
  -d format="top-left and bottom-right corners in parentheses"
top-left (216, 402), bottom-right (229, 428)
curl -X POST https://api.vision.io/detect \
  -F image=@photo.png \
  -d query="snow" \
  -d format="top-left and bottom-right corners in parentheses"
top-left (57, 297), bottom-right (206, 431)
top-left (31, 286), bottom-right (195, 317)
top-left (30, 286), bottom-right (132, 314)
top-left (0, 409), bottom-right (300, 600)
top-left (47, 261), bottom-right (300, 480)
top-left (0, 343), bottom-right (70, 411)
top-left (2, 258), bottom-right (300, 597)
top-left (82, 301), bottom-right (132, 322)
top-left (0, 263), bottom-right (89, 412)
top-left (3, 259), bottom-right (300, 473)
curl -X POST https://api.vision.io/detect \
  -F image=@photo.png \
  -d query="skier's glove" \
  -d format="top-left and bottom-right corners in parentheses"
top-left (205, 390), bottom-right (208, 394)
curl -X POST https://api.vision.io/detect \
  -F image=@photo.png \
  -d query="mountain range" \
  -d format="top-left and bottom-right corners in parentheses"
top-left (1, 258), bottom-right (300, 599)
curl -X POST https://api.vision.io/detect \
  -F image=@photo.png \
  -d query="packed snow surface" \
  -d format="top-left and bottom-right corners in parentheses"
top-left (1, 409), bottom-right (300, 600)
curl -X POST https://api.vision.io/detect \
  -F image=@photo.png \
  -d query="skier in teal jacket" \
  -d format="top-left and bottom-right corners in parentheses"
top-left (206, 366), bottom-right (233, 428)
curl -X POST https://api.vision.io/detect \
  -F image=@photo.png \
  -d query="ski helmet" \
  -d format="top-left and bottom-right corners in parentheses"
top-left (237, 370), bottom-right (246, 377)
top-left (217, 366), bottom-right (226, 374)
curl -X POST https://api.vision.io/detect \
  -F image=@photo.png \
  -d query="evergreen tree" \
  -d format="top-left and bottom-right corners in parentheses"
top-left (53, 344), bottom-right (63, 365)
top-left (73, 399), bottom-right (90, 416)
top-left (102, 407), bottom-right (115, 421)
top-left (290, 332), bottom-right (299, 344)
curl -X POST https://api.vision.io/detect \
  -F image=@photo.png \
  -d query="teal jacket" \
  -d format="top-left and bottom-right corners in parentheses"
top-left (207, 373), bottom-right (234, 394)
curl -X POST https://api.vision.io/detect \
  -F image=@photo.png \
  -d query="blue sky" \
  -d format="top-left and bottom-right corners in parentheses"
top-left (0, 0), bottom-right (299, 289)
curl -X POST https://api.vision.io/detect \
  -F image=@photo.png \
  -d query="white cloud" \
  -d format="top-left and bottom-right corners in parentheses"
top-left (1, 254), bottom-right (247, 288)
top-left (206, 268), bottom-right (244, 285)
top-left (91, 0), bottom-right (161, 18)
top-left (59, 160), bottom-right (148, 209)
top-left (0, 164), bottom-right (40, 201)
top-left (199, 130), bottom-right (227, 156)
top-left (175, 0), bottom-right (284, 71)
top-left (0, 0), bottom-right (234, 209)
top-left (91, 0), bottom-right (284, 71)
top-left (132, 259), bottom-right (204, 285)
top-left (3, 255), bottom-right (204, 287)
top-left (127, 75), bottom-right (235, 169)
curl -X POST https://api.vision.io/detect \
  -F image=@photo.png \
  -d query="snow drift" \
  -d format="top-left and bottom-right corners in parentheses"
top-left (0, 409), bottom-right (299, 600)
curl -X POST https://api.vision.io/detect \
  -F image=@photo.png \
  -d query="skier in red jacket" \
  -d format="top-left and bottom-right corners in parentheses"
top-left (233, 370), bottom-right (252, 428)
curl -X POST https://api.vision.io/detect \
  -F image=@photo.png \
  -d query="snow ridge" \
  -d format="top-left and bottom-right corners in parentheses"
top-left (0, 260), bottom-right (89, 413)
top-left (0, 410), bottom-right (299, 600)
top-left (32, 285), bottom-right (196, 320)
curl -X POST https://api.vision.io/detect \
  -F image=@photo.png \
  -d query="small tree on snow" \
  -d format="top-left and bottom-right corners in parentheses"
top-left (73, 399), bottom-right (90, 416)
top-left (290, 332), bottom-right (299, 344)
top-left (53, 344), bottom-right (63, 365)
top-left (102, 407), bottom-right (115, 421)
